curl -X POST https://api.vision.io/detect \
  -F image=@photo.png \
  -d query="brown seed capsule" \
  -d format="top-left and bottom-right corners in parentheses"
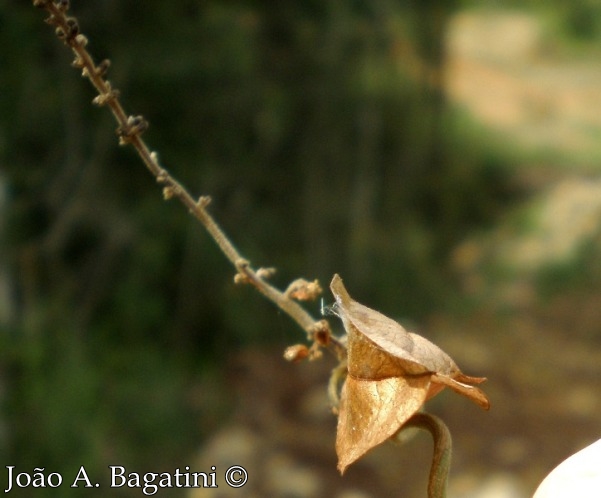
top-left (330, 273), bottom-right (489, 474)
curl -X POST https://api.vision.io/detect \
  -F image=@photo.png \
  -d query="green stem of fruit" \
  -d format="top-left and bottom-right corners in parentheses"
top-left (403, 412), bottom-right (452, 498)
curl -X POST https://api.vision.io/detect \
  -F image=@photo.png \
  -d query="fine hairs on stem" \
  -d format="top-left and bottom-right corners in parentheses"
top-left (32, 2), bottom-right (455, 496)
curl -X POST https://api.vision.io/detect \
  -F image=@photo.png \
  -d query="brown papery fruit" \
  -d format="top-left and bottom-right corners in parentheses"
top-left (330, 274), bottom-right (489, 474)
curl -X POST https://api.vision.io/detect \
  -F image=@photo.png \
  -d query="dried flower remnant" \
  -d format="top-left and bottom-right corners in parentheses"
top-left (285, 278), bottom-right (323, 301)
top-left (255, 267), bottom-right (277, 280)
top-left (330, 274), bottom-right (489, 474)
top-left (283, 344), bottom-right (310, 363)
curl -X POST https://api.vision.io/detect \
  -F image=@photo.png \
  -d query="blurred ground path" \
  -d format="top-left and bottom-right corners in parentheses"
top-left (447, 10), bottom-right (601, 307)
top-left (447, 10), bottom-right (601, 162)
top-left (190, 10), bottom-right (601, 498)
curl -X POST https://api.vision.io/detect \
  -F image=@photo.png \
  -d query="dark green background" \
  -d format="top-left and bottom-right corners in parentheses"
top-left (2, 1), bottom-right (601, 496)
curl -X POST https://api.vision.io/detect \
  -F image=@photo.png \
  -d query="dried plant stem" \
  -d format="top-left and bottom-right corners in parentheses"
top-left (34, 3), bottom-right (462, 492)
top-left (34, 0), bottom-right (334, 346)
top-left (403, 412), bottom-right (452, 498)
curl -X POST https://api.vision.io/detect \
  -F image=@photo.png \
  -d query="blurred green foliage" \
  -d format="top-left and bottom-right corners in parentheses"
top-left (0, 1), bottom-right (524, 496)
top-left (536, 235), bottom-right (601, 300)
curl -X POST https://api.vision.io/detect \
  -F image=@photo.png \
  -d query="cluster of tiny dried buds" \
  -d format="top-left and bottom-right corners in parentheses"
top-left (36, 0), bottom-right (149, 155)
top-left (34, 0), bottom-right (344, 362)
top-left (283, 318), bottom-right (338, 363)
top-left (117, 115), bottom-right (150, 145)
top-left (285, 278), bottom-right (323, 301)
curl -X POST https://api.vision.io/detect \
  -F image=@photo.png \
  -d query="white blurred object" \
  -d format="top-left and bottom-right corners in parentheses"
top-left (533, 439), bottom-right (601, 498)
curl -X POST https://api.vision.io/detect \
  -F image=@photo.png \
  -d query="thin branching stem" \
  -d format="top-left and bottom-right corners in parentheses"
top-left (33, 0), bottom-right (339, 350)
top-left (33, 4), bottom-right (460, 492)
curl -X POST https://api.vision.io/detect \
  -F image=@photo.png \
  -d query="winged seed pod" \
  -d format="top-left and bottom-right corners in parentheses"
top-left (330, 274), bottom-right (489, 474)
